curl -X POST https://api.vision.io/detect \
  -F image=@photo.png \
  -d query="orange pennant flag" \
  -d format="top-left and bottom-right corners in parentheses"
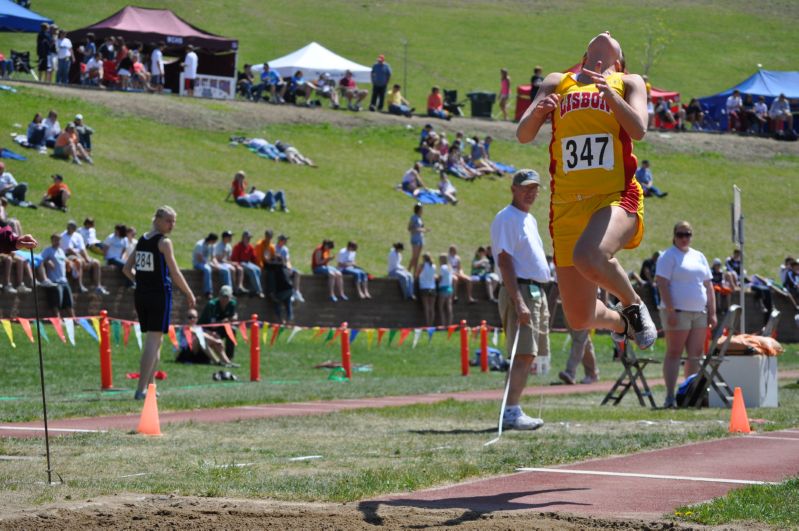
top-left (49, 318), bottom-right (66, 343)
top-left (223, 323), bottom-right (238, 345)
top-left (313, 327), bottom-right (326, 339)
top-left (238, 321), bottom-right (249, 343)
top-left (17, 318), bottom-right (34, 343)
top-left (167, 325), bottom-right (179, 349)
top-left (270, 323), bottom-right (280, 346)
top-left (122, 321), bottom-right (131, 346)
top-left (398, 328), bottom-right (411, 346)
top-left (183, 326), bottom-right (193, 350)
top-left (377, 328), bottom-right (386, 346)
top-left (447, 324), bottom-right (458, 340)
top-left (330, 328), bottom-right (341, 343)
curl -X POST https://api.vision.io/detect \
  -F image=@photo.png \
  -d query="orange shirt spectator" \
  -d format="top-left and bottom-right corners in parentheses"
top-left (253, 230), bottom-right (276, 268)
top-left (46, 180), bottom-right (70, 199)
top-left (427, 91), bottom-right (443, 112)
top-left (54, 129), bottom-right (77, 148)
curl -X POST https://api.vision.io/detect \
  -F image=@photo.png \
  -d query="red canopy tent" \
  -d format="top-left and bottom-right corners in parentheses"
top-left (68, 6), bottom-right (238, 97)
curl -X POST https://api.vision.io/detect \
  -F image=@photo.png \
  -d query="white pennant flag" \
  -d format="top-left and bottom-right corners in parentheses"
top-left (192, 326), bottom-right (207, 350)
top-left (412, 328), bottom-right (422, 348)
top-left (63, 318), bottom-right (76, 346)
top-left (133, 322), bottom-right (142, 349)
top-left (492, 327), bottom-right (499, 347)
top-left (287, 326), bottom-right (302, 343)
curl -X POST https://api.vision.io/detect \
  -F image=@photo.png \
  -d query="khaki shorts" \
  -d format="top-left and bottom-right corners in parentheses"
top-left (659, 309), bottom-right (707, 331)
top-left (498, 284), bottom-right (550, 357)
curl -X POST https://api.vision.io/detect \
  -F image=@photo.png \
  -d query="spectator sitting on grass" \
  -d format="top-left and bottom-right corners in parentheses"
top-left (634, 160), bottom-right (667, 198)
top-left (274, 140), bottom-right (316, 167)
top-left (78, 217), bottom-right (104, 255)
top-left (312, 239), bottom-right (347, 302)
top-left (447, 140), bottom-right (483, 180)
top-left (337, 241), bottom-right (371, 299)
top-left (275, 234), bottom-right (305, 303)
top-left (387, 84), bottom-right (414, 117)
top-left (438, 170), bottom-right (458, 205)
top-left (193, 232), bottom-right (232, 299)
top-left (54, 123), bottom-right (93, 165)
top-left (400, 162), bottom-right (427, 197)
top-left (40, 173), bottom-right (70, 212)
top-left (26, 113), bottom-right (47, 151)
top-left (176, 308), bottom-right (238, 367)
top-left (426, 86), bottom-right (450, 121)
top-left (42, 110), bottom-right (61, 148)
top-left (73, 114), bottom-right (93, 152)
top-left (470, 135), bottom-right (502, 176)
top-left (339, 69), bottom-right (368, 111)
top-left (228, 170), bottom-right (288, 212)
top-left (231, 230), bottom-right (264, 298)
top-left (40, 233), bottom-right (76, 319)
top-left (0, 161), bottom-right (33, 208)
top-left (199, 284), bottom-right (238, 362)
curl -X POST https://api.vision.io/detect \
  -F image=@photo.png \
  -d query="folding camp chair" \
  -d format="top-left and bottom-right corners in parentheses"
top-left (684, 305), bottom-right (741, 408)
top-left (10, 50), bottom-right (37, 81)
top-left (443, 89), bottom-right (465, 117)
top-left (601, 338), bottom-right (659, 407)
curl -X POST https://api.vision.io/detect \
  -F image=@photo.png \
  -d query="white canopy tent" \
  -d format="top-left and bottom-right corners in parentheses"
top-left (252, 42), bottom-right (371, 83)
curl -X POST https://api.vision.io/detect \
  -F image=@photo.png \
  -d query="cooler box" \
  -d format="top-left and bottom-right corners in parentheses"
top-left (708, 355), bottom-right (779, 408)
top-left (515, 84), bottom-right (532, 122)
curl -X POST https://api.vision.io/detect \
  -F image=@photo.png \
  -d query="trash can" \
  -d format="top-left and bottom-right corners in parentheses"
top-left (467, 91), bottom-right (496, 118)
top-left (515, 84), bottom-right (532, 122)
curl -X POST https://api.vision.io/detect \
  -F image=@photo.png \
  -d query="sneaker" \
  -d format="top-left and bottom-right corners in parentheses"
top-left (134, 390), bottom-right (160, 400)
top-left (621, 303), bottom-right (658, 349)
top-left (281, 207), bottom-right (290, 213)
top-left (330, 295), bottom-right (338, 302)
top-left (368, 105), bottom-right (375, 112)
top-left (294, 291), bottom-right (305, 303)
top-left (502, 411), bottom-right (544, 431)
top-left (663, 397), bottom-right (678, 409)
top-left (558, 371), bottom-right (576, 385)
top-left (72, 158), bottom-right (82, 165)
top-left (37, 279), bottom-right (56, 288)
top-left (3, 285), bottom-right (17, 294)
top-left (95, 286), bottom-right (110, 295)
top-left (79, 285), bottom-right (89, 293)
top-left (16, 285), bottom-right (31, 294)
top-left (339, 294), bottom-right (349, 301)
top-left (580, 375), bottom-right (599, 384)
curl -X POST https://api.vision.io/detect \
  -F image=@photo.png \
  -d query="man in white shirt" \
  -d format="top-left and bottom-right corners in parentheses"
top-left (55, 30), bottom-right (73, 85)
top-left (753, 95), bottom-right (769, 134)
top-left (490, 169), bottom-right (551, 431)
top-left (0, 161), bottom-right (32, 207)
top-left (725, 89), bottom-right (743, 132)
top-left (150, 41), bottom-right (165, 92)
top-left (337, 241), bottom-right (371, 299)
top-left (84, 54), bottom-right (102, 86)
top-left (181, 44), bottom-right (198, 96)
top-left (769, 93), bottom-right (794, 134)
top-left (60, 220), bottom-right (109, 294)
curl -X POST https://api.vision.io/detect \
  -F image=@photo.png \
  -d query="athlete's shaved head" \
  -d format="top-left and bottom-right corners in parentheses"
top-left (585, 31), bottom-right (622, 73)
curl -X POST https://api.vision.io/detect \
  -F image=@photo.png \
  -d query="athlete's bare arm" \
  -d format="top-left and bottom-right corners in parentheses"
top-left (159, 237), bottom-right (197, 309)
top-left (580, 62), bottom-right (648, 140)
top-left (122, 250), bottom-right (136, 282)
top-left (516, 72), bottom-right (565, 144)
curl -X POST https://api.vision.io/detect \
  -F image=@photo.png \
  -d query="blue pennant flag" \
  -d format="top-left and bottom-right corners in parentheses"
top-left (427, 327), bottom-right (435, 343)
top-left (78, 318), bottom-right (99, 342)
top-left (349, 329), bottom-right (360, 344)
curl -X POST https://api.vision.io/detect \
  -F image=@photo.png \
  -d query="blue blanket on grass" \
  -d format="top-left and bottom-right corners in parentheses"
top-left (0, 148), bottom-right (26, 161)
top-left (403, 189), bottom-right (446, 204)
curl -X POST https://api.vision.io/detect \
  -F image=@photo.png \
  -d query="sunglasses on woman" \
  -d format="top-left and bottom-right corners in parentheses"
top-left (675, 232), bottom-right (692, 238)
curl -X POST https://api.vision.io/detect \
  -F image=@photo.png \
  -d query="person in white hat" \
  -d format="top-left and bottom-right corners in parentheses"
top-left (73, 113), bottom-right (94, 153)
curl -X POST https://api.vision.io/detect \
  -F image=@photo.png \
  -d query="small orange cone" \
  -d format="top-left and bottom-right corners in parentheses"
top-left (729, 386), bottom-right (751, 434)
top-left (136, 383), bottom-right (162, 436)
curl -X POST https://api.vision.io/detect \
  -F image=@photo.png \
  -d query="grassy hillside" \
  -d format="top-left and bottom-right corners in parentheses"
top-left (0, 84), bottom-right (797, 276)
top-left (1, 0), bottom-right (798, 106)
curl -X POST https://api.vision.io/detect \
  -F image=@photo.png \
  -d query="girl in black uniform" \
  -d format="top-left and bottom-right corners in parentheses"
top-left (124, 206), bottom-right (196, 400)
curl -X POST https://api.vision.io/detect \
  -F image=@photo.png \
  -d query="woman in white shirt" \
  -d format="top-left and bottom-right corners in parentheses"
top-left (655, 221), bottom-right (717, 408)
top-left (388, 242), bottom-right (414, 300)
top-left (416, 253), bottom-right (436, 326)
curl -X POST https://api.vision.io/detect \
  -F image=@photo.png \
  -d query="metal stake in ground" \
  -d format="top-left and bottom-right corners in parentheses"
top-left (484, 328), bottom-right (520, 446)
top-left (30, 249), bottom-right (59, 485)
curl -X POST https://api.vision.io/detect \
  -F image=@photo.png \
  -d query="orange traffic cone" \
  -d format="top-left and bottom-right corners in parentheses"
top-left (729, 386), bottom-right (751, 434)
top-left (136, 383), bottom-right (162, 436)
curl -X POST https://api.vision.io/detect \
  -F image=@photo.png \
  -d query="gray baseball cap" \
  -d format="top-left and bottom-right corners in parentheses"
top-left (512, 169), bottom-right (541, 186)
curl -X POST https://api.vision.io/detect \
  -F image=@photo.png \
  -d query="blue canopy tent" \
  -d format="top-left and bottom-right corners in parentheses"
top-left (0, 0), bottom-right (51, 31)
top-left (698, 70), bottom-right (799, 131)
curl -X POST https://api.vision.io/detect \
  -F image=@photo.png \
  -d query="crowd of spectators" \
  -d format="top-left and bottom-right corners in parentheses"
top-left (416, 124), bottom-right (506, 185)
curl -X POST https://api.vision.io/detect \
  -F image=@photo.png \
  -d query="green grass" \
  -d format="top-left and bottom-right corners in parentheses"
top-left (2, 386), bottom-right (799, 508)
top-left (1, 0), bottom-right (798, 105)
top-left (2, 323), bottom-right (798, 422)
top-left (675, 477), bottom-right (799, 527)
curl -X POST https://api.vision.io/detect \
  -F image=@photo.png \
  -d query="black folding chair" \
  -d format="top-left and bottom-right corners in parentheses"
top-left (601, 338), bottom-right (659, 407)
top-left (443, 89), bottom-right (465, 117)
top-left (684, 305), bottom-right (741, 408)
top-left (10, 50), bottom-right (37, 81)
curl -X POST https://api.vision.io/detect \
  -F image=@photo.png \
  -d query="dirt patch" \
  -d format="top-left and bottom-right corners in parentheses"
top-left (17, 82), bottom-right (799, 161)
top-left (0, 493), bottom-right (701, 530)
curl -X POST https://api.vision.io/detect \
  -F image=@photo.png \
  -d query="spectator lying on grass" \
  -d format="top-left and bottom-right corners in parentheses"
top-left (228, 170), bottom-right (288, 212)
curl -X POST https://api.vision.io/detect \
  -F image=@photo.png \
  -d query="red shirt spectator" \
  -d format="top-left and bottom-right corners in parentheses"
top-left (231, 239), bottom-right (257, 263)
